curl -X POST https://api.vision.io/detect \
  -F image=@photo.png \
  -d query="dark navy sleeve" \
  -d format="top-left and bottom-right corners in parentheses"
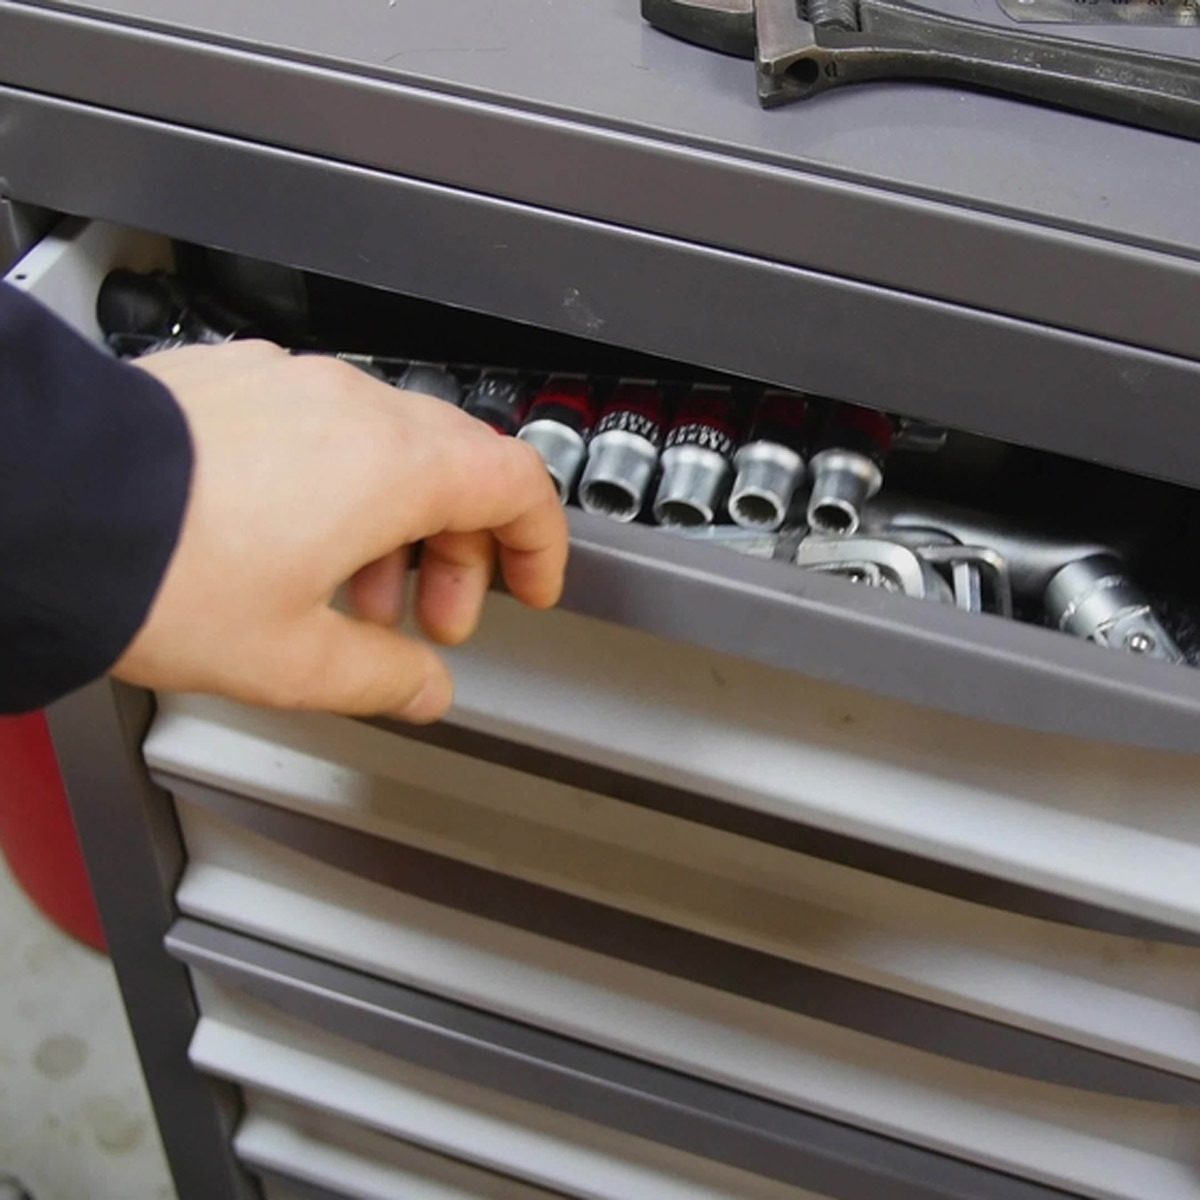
top-left (0, 281), bottom-right (194, 713)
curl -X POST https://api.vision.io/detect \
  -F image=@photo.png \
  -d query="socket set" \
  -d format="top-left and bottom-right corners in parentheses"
top-left (97, 269), bottom-right (1195, 669)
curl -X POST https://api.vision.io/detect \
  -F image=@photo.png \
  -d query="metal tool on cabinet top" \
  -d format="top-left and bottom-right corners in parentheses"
top-left (642, 0), bottom-right (1200, 139)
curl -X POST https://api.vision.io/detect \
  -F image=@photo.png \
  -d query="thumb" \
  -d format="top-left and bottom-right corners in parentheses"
top-left (282, 609), bottom-right (454, 722)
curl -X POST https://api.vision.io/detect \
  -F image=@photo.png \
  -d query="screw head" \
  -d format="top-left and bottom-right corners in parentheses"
top-left (1125, 630), bottom-right (1156, 654)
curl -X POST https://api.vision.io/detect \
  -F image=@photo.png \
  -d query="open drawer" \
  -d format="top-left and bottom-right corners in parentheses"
top-left (8, 213), bottom-right (1200, 892)
top-left (7, 217), bottom-right (1200, 753)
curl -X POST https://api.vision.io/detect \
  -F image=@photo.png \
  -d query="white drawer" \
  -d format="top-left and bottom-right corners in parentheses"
top-left (145, 617), bottom-right (1200, 937)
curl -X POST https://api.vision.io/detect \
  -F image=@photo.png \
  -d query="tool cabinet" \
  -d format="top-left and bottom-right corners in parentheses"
top-left (2, 3), bottom-right (1199, 1197)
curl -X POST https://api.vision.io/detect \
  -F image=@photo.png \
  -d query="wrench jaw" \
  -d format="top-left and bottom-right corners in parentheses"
top-left (640, 0), bottom-right (757, 57)
top-left (755, 0), bottom-right (825, 106)
top-left (641, 0), bottom-right (887, 110)
top-left (755, 0), bottom-right (869, 107)
top-left (639, 0), bottom-right (830, 103)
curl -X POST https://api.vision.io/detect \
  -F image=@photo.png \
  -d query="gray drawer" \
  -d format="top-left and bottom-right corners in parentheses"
top-left (175, 925), bottom-right (850, 1200)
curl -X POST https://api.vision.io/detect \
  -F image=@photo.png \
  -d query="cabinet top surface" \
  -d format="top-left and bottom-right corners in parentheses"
top-left (14, 0), bottom-right (1200, 260)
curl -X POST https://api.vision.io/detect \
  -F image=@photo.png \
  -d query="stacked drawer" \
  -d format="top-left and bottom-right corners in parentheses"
top-left (145, 595), bottom-right (1200, 1200)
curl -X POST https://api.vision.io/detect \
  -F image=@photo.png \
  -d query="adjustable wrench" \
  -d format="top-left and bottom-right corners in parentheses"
top-left (643, 0), bottom-right (1200, 138)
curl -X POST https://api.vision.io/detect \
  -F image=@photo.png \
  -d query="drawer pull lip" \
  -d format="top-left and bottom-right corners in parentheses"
top-left (362, 715), bottom-right (1200, 947)
top-left (168, 916), bottom-right (1082, 1200)
top-left (164, 779), bottom-right (1200, 1107)
top-left (562, 511), bottom-right (1200, 754)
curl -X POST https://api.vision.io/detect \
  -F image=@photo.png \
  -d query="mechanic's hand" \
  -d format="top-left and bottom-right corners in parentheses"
top-left (112, 340), bottom-right (567, 723)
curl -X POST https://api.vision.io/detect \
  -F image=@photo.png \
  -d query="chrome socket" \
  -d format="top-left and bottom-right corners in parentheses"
top-left (729, 441), bottom-right (807, 531)
top-left (806, 449), bottom-right (883, 536)
top-left (1044, 554), bottom-right (1184, 664)
top-left (578, 431), bottom-right (660, 522)
top-left (517, 419), bottom-right (589, 503)
top-left (653, 444), bottom-right (731, 527)
top-left (463, 374), bottom-right (530, 435)
top-left (397, 363), bottom-right (463, 405)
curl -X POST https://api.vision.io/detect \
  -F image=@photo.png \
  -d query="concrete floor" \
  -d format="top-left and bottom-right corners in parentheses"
top-left (0, 851), bottom-right (176, 1200)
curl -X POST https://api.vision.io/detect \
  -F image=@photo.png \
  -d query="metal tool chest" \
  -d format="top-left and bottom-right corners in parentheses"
top-left (2, 3), bottom-right (1199, 1198)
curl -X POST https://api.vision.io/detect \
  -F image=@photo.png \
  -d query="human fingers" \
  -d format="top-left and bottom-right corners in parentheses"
top-left (416, 530), bottom-right (496, 645)
top-left (275, 608), bottom-right (454, 722)
top-left (347, 546), bottom-right (410, 627)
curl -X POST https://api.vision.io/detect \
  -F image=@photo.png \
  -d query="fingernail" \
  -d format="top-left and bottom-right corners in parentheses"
top-left (398, 673), bottom-right (453, 724)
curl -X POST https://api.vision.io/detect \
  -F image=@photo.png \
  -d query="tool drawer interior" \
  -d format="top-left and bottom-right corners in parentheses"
top-left (10, 216), bottom-right (1200, 1200)
top-left (13, 217), bottom-right (1200, 748)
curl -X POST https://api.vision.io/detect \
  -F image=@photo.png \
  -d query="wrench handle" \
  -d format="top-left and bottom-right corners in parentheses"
top-left (758, 0), bottom-right (1200, 137)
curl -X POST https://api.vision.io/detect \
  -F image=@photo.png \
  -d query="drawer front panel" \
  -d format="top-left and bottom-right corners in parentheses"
top-left (147, 693), bottom-right (1200, 1085)
top-left (167, 795), bottom-right (1200, 1200)
top-left (238, 1094), bottom-right (570, 1200)
top-left (442, 601), bottom-right (1200, 927)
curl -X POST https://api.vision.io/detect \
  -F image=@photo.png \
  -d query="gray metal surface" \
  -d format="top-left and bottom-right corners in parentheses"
top-left (561, 514), bottom-right (1200, 754)
top-left (168, 916), bottom-right (1085, 1200)
top-left (162, 776), bottom-right (1200, 1105)
top-left (43, 682), bottom-right (256, 1200)
top-left (2, 0), bottom-right (1200, 366)
top-left (3, 0), bottom-right (1197, 245)
top-left (5, 90), bottom-right (1200, 500)
top-left (999, 0), bottom-right (1200, 23)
